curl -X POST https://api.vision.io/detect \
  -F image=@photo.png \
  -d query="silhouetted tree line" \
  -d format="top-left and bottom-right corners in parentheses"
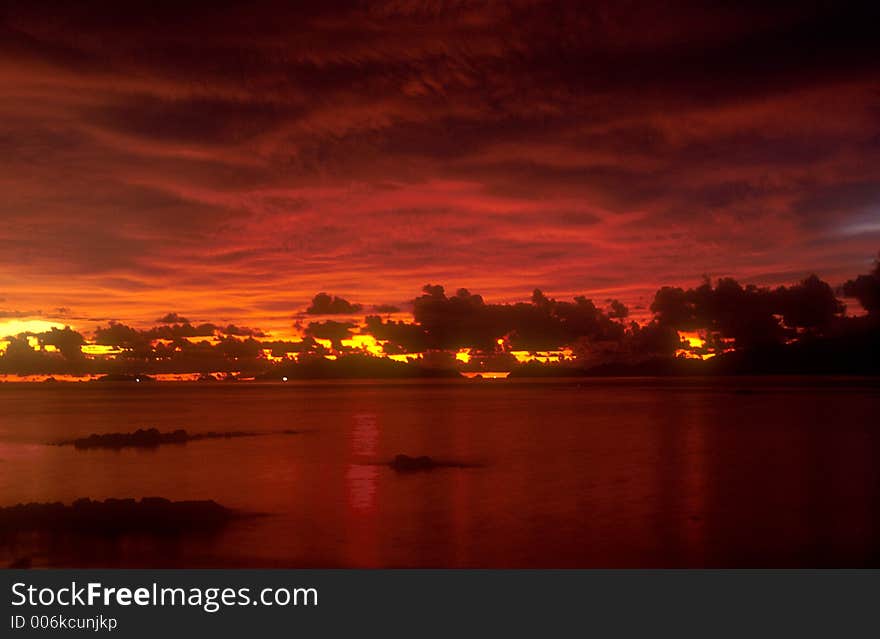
top-left (2, 254), bottom-right (879, 377)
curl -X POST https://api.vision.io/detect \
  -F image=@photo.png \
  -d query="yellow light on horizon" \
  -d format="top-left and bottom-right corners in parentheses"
top-left (261, 348), bottom-right (285, 363)
top-left (676, 331), bottom-right (715, 360)
top-left (341, 334), bottom-right (385, 357)
top-left (82, 344), bottom-right (124, 356)
top-left (0, 319), bottom-right (67, 339)
top-left (313, 337), bottom-right (333, 351)
top-left (679, 331), bottom-right (705, 349)
top-left (182, 335), bottom-right (220, 345)
top-left (511, 349), bottom-right (573, 363)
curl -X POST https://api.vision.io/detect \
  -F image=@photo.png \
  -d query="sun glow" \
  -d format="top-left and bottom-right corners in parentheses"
top-left (341, 334), bottom-right (385, 357)
top-left (82, 344), bottom-right (124, 356)
top-left (261, 348), bottom-right (286, 363)
top-left (676, 331), bottom-right (714, 360)
top-left (511, 349), bottom-right (573, 363)
top-left (0, 319), bottom-right (67, 338)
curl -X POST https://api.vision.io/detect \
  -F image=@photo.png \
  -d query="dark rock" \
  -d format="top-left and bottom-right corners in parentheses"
top-left (0, 498), bottom-right (241, 536)
top-left (390, 454), bottom-right (438, 472)
top-left (55, 428), bottom-right (277, 449)
top-left (94, 374), bottom-right (155, 382)
top-left (63, 428), bottom-right (186, 449)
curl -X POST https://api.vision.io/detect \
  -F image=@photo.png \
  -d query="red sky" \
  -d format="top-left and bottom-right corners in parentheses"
top-left (1, 1), bottom-right (879, 338)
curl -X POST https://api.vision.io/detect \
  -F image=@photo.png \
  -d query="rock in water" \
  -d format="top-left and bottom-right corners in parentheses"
top-left (389, 454), bottom-right (438, 472)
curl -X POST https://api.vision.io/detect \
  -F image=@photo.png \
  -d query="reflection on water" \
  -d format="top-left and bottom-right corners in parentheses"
top-left (0, 378), bottom-right (878, 567)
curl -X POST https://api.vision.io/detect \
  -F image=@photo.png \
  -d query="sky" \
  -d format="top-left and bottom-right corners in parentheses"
top-left (1, 1), bottom-right (879, 339)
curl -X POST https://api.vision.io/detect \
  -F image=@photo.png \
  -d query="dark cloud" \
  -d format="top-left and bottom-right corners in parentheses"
top-left (220, 324), bottom-right (267, 338)
top-left (606, 300), bottom-right (628, 320)
top-left (92, 320), bottom-right (219, 354)
top-left (843, 254), bottom-right (880, 315)
top-left (88, 96), bottom-right (294, 146)
top-left (651, 273), bottom-right (846, 348)
top-left (371, 304), bottom-right (401, 314)
top-left (377, 284), bottom-right (631, 352)
top-left (364, 315), bottom-right (428, 354)
top-left (261, 337), bottom-right (323, 358)
top-left (37, 326), bottom-right (86, 360)
top-left (0, 327), bottom-right (87, 374)
top-left (93, 322), bottom-right (148, 350)
top-left (305, 293), bottom-right (362, 315)
top-left (776, 275), bottom-right (845, 330)
top-left (303, 320), bottom-right (357, 349)
top-left (0, 336), bottom-right (59, 375)
top-left (144, 323), bottom-right (219, 340)
top-left (156, 312), bottom-right (190, 324)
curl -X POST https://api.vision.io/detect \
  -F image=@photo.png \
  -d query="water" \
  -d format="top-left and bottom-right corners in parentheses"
top-left (1, 378), bottom-right (878, 567)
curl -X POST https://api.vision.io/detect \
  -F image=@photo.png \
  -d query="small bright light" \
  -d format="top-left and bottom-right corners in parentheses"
top-left (135, 378), bottom-right (141, 383)
top-left (282, 376), bottom-right (288, 382)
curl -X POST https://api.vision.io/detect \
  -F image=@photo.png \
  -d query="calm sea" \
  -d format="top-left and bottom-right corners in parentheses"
top-left (1, 378), bottom-right (878, 567)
